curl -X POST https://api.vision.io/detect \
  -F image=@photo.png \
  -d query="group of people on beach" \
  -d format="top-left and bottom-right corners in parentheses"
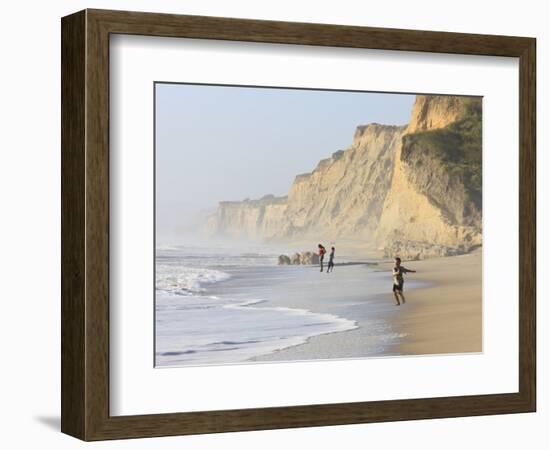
top-left (317, 244), bottom-right (416, 306)
top-left (317, 244), bottom-right (335, 273)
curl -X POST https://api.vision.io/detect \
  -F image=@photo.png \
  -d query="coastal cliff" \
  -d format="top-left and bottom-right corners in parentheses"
top-left (377, 95), bottom-right (482, 257)
top-left (206, 95), bottom-right (482, 258)
top-left (205, 194), bottom-right (288, 239)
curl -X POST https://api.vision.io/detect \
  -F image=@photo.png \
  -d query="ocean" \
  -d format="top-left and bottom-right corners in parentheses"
top-left (155, 243), bottom-right (408, 367)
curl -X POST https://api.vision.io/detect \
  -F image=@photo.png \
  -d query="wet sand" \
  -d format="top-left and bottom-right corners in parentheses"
top-left (253, 249), bottom-right (482, 362)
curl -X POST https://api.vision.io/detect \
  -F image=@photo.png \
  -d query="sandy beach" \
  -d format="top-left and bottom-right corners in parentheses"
top-left (253, 249), bottom-right (482, 362)
top-left (155, 244), bottom-right (482, 366)
top-left (392, 249), bottom-right (482, 355)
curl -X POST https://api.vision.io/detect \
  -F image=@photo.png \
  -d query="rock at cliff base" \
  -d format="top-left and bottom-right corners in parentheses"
top-left (300, 251), bottom-right (319, 265)
top-left (384, 240), bottom-right (471, 260)
top-left (290, 253), bottom-right (302, 265)
top-left (279, 251), bottom-right (320, 265)
top-left (278, 255), bottom-right (291, 265)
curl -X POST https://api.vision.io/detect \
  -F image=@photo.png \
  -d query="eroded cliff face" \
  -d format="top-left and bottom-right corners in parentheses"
top-left (281, 124), bottom-right (405, 240)
top-left (377, 95), bottom-right (482, 255)
top-left (206, 95), bottom-right (482, 258)
top-left (207, 124), bottom-right (404, 241)
top-left (406, 95), bottom-right (466, 133)
top-left (205, 195), bottom-right (288, 239)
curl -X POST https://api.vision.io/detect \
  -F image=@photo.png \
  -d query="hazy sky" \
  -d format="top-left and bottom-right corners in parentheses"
top-left (155, 83), bottom-right (415, 238)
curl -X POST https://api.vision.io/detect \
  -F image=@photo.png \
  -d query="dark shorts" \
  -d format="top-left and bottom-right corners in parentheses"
top-left (393, 281), bottom-right (404, 292)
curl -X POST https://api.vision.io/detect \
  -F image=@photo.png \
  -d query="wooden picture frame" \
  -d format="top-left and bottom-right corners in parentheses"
top-left (61, 8), bottom-right (536, 441)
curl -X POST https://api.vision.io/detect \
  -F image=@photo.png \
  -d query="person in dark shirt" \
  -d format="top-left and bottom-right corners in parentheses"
top-left (327, 246), bottom-right (335, 273)
top-left (392, 257), bottom-right (416, 306)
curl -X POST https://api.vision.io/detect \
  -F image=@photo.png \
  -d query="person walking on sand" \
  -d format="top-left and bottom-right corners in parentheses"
top-left (392, 257), bottom-right (416, 306)
top-left (327, 246), bottom-right (335, 273)
top-left (318, 244), bottom-right (327, 272)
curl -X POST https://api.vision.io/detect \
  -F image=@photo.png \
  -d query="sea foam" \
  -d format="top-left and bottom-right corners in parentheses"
top-left (155, 245), bottom-right (358, 367)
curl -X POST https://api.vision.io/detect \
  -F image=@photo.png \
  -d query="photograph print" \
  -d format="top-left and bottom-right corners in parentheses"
top-left (155, 83), bottom-right (482, 368)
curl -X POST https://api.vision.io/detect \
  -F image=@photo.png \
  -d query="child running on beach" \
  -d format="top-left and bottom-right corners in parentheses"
top-left (327, 246), bottom-right (335, 273)
top-left (318, 244), bottom-right (326, 272)
top-left (392, 257), bottom-right (416, 306)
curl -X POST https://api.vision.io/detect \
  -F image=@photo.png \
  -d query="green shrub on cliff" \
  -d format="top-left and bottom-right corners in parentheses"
top-left (331, 150), bottom-right (345, 161)
top-left (402, 98), bottom-right (482, 204)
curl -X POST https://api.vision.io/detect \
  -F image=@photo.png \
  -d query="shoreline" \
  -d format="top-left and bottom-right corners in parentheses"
top-left (156, 244), bottom-right (482, 366)
top-left (252, 250), bottom-right (482, 362)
